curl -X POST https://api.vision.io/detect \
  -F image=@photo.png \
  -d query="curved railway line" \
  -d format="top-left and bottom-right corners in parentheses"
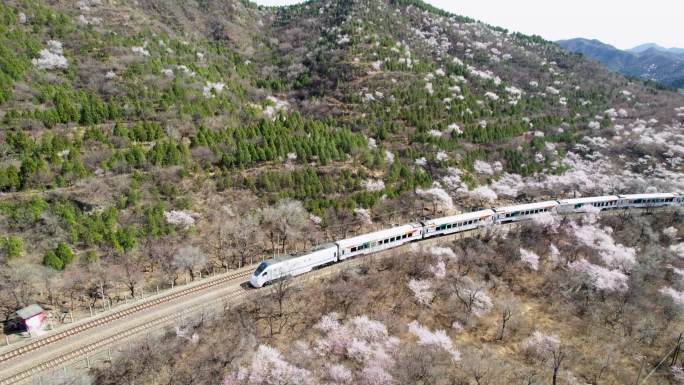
top-left (0, 268), bottom-right (255, 384)
top-left (0, 206), bottom-right (676, 384)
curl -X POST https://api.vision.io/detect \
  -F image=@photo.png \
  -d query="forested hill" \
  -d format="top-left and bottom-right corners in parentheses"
top-left (1, 0), bottom-right (684, 325)
top-left (4, 1), bottom-right (684, 384)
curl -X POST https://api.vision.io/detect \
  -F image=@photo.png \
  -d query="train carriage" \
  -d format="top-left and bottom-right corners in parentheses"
top-left (556, 195), bottom-right (620, 213)
top-left (618, 193), bottom-right (677, 209)
top-left (494, 201), bottom-right (559, 223)
top-left (422, 209), bottom-right (496, 238)
top-left (676, 193), bottom-right (684, 204)
top-left (335, 223), bottom-right (422, 261)
top-left (250, 243), bottom-right (338, 288)
top-left (251, 191), bottom-right (684, 288)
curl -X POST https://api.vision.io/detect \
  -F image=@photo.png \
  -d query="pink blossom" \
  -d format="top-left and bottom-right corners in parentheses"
top-left (314, 312), bottom-right (340, 333)
top-left (347, 316), bottom-right (389, 343)
top-left (323, 363), bottom-right (353, 384)
top-left (429, 261), bottom-right (446, 279)
top-left (672, 366), bottom-right (684, 383)
top-left (408, 279), bottom-right (433, 305)
top-left (248, 345), bottom-right (313, 385)
top-left (221, 373), bottom-right (239, 385)
top-left (660, 286), bottom-right (684, 306)
top-left (520, 248), bottom-right (540, 271)
top-left (359, 364), bottom-right (393, 385)
top-left (532, 212), bottom-right (561, 233)
top-left (354, 208), bottom-right (372, 226)
top-left (568, 259), bottom-right (628, 292)
top-left (407, 320), bottom-right (460, 361)
top-left (525, 331), bottom-right (560, 359)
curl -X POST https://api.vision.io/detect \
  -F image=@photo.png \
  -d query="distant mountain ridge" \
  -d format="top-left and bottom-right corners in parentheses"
top-left (557, 38), bottom-right (684, 88)
top-left (627, 43), bottom-right (684, 55)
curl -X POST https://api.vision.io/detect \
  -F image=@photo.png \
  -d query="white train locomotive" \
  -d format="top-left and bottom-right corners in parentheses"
top-left (250, 192), bottom-right (683, 287)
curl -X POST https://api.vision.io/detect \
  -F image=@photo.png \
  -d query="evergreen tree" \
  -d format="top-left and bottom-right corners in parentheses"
top-left (43, 250), bottom-right (63, 270)
top-left (55, 242), bottom-right (74, 266)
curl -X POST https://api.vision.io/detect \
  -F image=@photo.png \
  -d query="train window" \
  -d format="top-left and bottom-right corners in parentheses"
top-left (351, 247), bottom-right (357, 252)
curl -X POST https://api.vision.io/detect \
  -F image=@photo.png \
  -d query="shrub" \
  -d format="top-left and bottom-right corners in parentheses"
top-left (55, 242), bottom-right (74, 266)
top-left (43, 250), bottom-right (63, 270)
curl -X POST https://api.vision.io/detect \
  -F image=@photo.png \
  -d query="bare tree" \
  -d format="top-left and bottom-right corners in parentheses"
top-left (458, 346), bottom-right (503, 385)
top-left (173, 246), bottom-right (207, 281)
top-left (0, 261), bottom-right (39, 315)
top-left (260, 198), bottom-right (308, 251)
top-left (497, 296), bottom-right (521, 341)
top-left (449, 275), bottom-right (492, 317)
top-left (226, 214), bottom-right (263, 268)
top-left (114, 252), bottom-right (146, 298)
top-left (37, 266), bottom-right (61, 309)
top-left (248, 277), bottom-right (303, 337)
top-left (62, 265), bottom-right (89, 312)
top-left (395, 344), bottom-right (450, 384)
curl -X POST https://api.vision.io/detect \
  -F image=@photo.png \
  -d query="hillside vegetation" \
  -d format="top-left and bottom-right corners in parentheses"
top-left (1, 0), bottom-right (684, 383)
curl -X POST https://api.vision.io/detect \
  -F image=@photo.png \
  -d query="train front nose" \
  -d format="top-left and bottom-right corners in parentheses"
top-left (250, 274), bottom-right (260, 288)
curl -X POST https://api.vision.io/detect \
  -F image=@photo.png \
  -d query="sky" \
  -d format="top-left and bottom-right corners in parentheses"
top-left (252, 0), bottom-right (684, 50)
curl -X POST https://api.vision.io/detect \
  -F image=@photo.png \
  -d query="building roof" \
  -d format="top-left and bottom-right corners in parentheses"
top-left (16, 304), bottom-right (44, 319)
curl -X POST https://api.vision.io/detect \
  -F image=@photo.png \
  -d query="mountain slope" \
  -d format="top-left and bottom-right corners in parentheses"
top-left (2, 1), bottom-right (684, 384)
top-left (558, 37), bottom-right (684, 87)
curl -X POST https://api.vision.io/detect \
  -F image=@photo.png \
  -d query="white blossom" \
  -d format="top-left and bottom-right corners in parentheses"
top-left (361, 179), bottom-right (385, 192)
top-left (469, 186), bottom-right (497, 204)
top-left (407, 321), bottom-right (460, 361)
top-left (165, 210), bottom-right (196, 229)
top-left (32, 49), bottom-right (68, 70)
top-left (520, 248), bottom-right (540, 270)
top-left (408, 279), bottom-right (433, 305)
top-left (131, 46), bottom-right (150, 56)
top-left (354, 208), bottom-right (372, 226)
top-left (474, 160), bottom-right (494, 175)
top-left (663, 227), bottom-right (678, 239)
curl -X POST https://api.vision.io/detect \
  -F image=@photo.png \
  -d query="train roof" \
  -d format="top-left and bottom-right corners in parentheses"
top-left (422, 209), bottom-right (496, 226)
top-left (494, 200), bottom-right (559, 214)
top-left (335, 223), bottom-right (422, 248)
top-left (262, 243), bottom-right (337, 265)
top-left (558, 195), bottom-right (620, 205)
top-left (618, 193), bottom-right (676, 200)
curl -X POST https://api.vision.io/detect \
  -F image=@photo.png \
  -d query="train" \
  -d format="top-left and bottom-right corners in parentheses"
top-left (250, 192), bottom-right (684, 287)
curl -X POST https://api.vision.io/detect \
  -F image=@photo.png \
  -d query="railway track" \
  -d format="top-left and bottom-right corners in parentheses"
top-left (0, 286), bottom-right (252, 385)
top-left (0, 268), bottom-right (253, 366)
